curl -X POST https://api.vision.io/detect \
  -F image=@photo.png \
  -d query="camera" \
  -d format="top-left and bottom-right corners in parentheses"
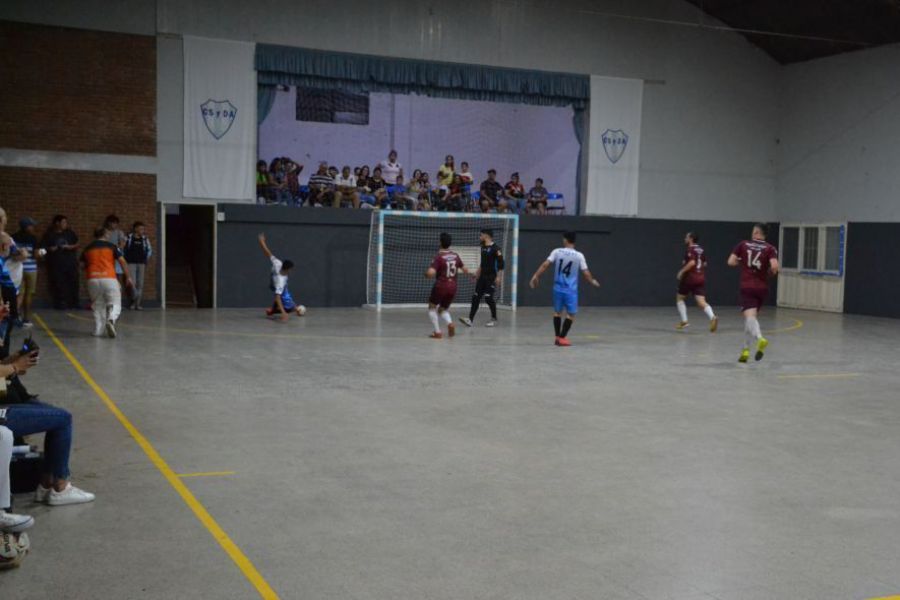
top-left (21, 335), bottom-right (39, 357)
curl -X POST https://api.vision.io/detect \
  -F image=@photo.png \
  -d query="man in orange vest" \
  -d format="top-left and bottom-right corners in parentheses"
top-left (81, 227), bottom-right (133, 338)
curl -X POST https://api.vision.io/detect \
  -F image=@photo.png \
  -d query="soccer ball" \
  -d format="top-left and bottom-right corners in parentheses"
top-left (37, 248), bottom-right (47, 257)
top-left (0, 532), bottom-right (30, 569)
top-left (297, 305), bottom-right (307, 316)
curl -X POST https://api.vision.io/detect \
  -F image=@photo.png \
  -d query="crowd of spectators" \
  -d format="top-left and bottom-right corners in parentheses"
top-left (256, 151), bottom-right (555, 214)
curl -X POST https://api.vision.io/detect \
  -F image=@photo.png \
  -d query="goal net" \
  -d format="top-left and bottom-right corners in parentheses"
top-left (366, 211), bottom-right (518, 310)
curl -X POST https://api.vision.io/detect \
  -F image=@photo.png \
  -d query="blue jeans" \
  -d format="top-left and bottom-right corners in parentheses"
top-left (3, 401), bottom-right (73, 479)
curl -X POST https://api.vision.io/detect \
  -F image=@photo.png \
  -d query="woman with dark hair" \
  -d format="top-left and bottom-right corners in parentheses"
top-left (41, 215), bottom-right (80, 310)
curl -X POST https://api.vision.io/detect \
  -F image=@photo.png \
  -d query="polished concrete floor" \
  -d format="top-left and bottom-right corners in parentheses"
top-left (4, 306), bottom-right (900, 599)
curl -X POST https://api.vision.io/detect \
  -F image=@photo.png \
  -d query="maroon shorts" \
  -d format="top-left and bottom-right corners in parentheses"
top-left (739, 287), bottom-right (768, 312)
top-left (428, 284), bottom-right (457, 309)
top-left (678, 278), bottom-right (706, 297)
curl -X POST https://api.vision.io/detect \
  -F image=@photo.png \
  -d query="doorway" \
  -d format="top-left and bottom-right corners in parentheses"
top-left (165, 204), bottom-right (215, 308)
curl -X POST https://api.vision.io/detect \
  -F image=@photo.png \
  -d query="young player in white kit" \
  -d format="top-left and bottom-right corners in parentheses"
top-left (529, 231), bottom-right (600, 346)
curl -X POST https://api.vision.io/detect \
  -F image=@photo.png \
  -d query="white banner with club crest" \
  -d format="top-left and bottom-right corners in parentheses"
top-left (585, 76), bottom-right (643, 216)
top-left (183, 36), bottom-right (256, 201)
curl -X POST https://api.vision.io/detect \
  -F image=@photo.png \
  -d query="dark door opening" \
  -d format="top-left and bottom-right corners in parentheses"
top-left (165, 204), bottom-right (214, 308)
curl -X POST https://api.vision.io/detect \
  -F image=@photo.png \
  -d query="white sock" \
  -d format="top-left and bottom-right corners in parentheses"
top-left (743, 320), bottom-right (754, 349)
top-left (748, 316), bottom-right (762, 340)
top-left (428, 309), bottom-right (440, 332)
top-left (704, 305), bottom-right (716, 320)
top-left (440, 311), bottom-right (452, 324)
top-left (676, 300), bottom-right (688, 323)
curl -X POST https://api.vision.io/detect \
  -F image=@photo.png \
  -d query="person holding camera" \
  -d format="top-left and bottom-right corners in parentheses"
top-left (0, 307), bottom-right (95, 506)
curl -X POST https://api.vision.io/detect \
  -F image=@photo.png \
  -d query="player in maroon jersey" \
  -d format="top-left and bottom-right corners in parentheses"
top-left (675, 232), bottom-right (718, 332)
top-left (425, 232), bottom-right (471, 339)
top-left (728, 223), bottom-right (779, 362)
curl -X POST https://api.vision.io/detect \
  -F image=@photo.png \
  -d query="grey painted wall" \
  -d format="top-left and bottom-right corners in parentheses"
top-left (217, 207), bottom-right (773, 309)
top-left (0, 0), bottom-right (156, 35)
top-left (777, 43), bottom-right (900, 222)
top-left (154, 0), bottom-right (779, 221)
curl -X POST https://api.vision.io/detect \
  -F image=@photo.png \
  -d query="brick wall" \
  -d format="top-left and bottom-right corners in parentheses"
top-left (0, 166), bottom-right (158, 304)
top-left (0, 20), bottom-right (156, 156)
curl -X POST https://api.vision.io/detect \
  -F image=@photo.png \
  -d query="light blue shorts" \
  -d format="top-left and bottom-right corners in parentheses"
top-left (553, 289), bottom-right (578, 315)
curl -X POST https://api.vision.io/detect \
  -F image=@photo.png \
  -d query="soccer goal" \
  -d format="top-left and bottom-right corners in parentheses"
top-left (366, 211), bottom-right (519, 311)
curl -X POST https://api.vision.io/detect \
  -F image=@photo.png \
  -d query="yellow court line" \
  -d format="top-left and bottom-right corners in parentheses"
top-left (769, 319), bottom-right (804, 334)
top-left (35, 314), bottom-right (279, 600)
top-left (867, 596), bottom-right (900, 600)
top-left (178, 471), bottom-right (237, 478)
top-left (777, 372), bottom-right (861, 380)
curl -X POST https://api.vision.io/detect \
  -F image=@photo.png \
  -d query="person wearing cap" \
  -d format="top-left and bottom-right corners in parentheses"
top-left (12, 218), bottom-right (39, 327)
top-left (478, 169), bottom-right (506, 213)
top-left (505, 172), bottom-right (527, 214)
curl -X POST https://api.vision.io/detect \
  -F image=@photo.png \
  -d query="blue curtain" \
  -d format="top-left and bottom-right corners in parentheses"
top-left (255, 44), bottom-right (589, 109)
top-left (257, 84), bottom-right (277, 124)
top-left (572, 107), bottom-right (586, 215)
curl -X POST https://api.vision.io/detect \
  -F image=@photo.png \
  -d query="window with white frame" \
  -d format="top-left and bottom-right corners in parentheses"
top-left (779, 224), bottom-right (845, 276)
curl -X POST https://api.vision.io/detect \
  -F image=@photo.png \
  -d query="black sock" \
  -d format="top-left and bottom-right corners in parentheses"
top-left (560, 318), bottom-right (573, 338)
top-left (486, 296), bottom-right (497, 320)
top-left (469, 294), bottom-right (480, 320)
top-left (553, 316), bottom-right (561, 337)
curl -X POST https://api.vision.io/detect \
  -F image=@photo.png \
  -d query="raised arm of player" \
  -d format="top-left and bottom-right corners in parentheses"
top-left (677, 259), bottom-right (696, 281)
top-left (582, 268), bottom-right (601, 287)
top-left (529, 260), bottom-right (552, 289)
top-left (258, 233), bottom-right (273, 259)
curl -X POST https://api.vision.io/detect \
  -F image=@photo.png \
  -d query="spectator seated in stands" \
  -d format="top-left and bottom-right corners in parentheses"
top-left (334, 166), bottom-right (360, 209)
top-left (0, 311), bottom-right (94, 506)
top-left (369, 167), bottom-right (388, 208)
top-left (505, 172), bottom-right (527, 214)
top-left (479, 169), bottom-right (506, 213)
top-left (459, 161), bottom-right (474, 186)
top-left (256, 160), bottom-right (273, 203)
top-left (414, 171), bottom-right (434, 211)
top-left (283, 158), bottom-right (304, 205)
top-left (444, 174), bottom-right (467, 211)
top-left (389, 175), bottom-right (417, 210)
top-left (527, 177), bottom-right (549, 215)
top-left (356, 165), bottom-right (376, 208)
top-left (307, 163), bottom-right (336, 207)
top-left (268, 158), bottom-right (292, 205)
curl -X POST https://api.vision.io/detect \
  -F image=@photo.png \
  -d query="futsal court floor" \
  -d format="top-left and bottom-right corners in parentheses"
top-left (5, 306), bottom-right (900, 600)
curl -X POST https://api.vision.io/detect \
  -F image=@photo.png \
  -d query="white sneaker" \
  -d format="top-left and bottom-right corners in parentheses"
top-left (47, 483), bottom-right (95, 506)
top-left (34, 485), bottom-right (51, 503)
top-left (0, 511), bottom-right (34, 533)
top-left (106, 319), bottom-right (117, 338)
top-left (458, 317), bottom-right (473, 327)
top-left (485, 320), bottom-right (497, 327)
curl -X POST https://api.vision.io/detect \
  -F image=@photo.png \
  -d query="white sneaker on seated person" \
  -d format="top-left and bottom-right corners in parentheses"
top-left (36, 483), bottom-right (95, 506)
top-left (0, 511), bottom-right (34, 533)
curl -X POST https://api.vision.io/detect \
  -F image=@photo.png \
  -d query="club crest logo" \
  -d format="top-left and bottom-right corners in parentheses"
top-left (200, 99), bottom-right (237, 140)
top-left (601, 129), bottom-right (629, 164)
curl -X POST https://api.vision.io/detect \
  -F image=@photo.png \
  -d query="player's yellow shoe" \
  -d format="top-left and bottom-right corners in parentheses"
top-left (676, 321), bottom-right (690, 330)
top-left (709, 317), bottom-right (718, 332)
top-left (754, 337), bottom-right (769, 361)
top-left (738, 348), bottom-right (750, 363)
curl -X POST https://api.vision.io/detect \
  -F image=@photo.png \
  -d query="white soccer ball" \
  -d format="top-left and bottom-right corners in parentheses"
top-left (297, 305), bottom-right (307, 316)
top-left (37, 248), bottom-right (47, 257)
top-left (0, 532), bottom-right (29, 570)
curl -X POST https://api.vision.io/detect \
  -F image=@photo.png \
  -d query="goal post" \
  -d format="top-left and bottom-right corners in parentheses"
top-left (366, 211), bottom-right (518, 311)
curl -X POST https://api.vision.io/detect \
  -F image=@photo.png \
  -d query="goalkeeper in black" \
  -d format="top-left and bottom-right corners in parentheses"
top-left (460, 228), bottom-right (504, 328)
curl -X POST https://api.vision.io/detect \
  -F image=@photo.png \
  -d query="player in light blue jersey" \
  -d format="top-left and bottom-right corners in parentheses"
top-left (529, 231), bottom-right (600, 346)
